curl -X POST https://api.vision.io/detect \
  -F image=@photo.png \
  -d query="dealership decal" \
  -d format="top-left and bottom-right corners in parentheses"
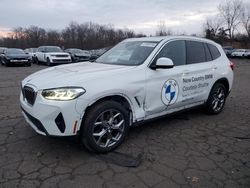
top-left (182, 74), bottom-right (213, 97)
top-left (162, 79), bottom-right (179, 105)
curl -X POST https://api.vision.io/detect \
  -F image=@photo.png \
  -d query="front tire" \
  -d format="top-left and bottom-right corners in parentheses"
top-left (81, 101), bottom-right (130, 153)
top-left (25, 62), bottom-right (31, 67)
top-left (206, 83), bottom-right (227, 114)
top-left (46, 57), bottom-right (51, 66)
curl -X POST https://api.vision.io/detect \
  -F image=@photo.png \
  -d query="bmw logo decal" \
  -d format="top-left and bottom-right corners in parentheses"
top-left (161, 79), bottom-right (179, 105)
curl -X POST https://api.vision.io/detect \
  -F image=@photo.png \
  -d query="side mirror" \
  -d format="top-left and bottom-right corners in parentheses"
top-left (151, 57), bottom-right (174, 70)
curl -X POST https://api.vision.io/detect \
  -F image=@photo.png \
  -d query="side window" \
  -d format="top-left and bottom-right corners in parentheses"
top-left (204, 43), bottom-right (212, 61)
top-left (186, 41), bottom-right (206, 64)
top-left (156, 40), bottom-right (186, 66)
top-left (207, 44), bottom-right (221, 60)
top-left (37, 47), bottom-right (42, 52)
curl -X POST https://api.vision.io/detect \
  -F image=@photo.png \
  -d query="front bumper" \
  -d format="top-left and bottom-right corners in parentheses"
top-left (75, 56), bottom-right (90, 62)
top-left (7, 59), bottom-right (31, 64)
top-left (51, 57), bottom-right (72, 64)
top-left (20, 88), bottom-right (82, 136)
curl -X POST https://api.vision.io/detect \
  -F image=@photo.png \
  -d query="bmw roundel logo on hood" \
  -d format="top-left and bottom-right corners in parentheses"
top-left (162, 79), bottom-right (179, 105)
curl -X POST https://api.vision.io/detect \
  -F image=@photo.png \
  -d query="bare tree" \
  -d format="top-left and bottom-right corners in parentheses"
top-left (1, 21), bottom-right (144, 49)
top-left (204, 16), bottom-right (224, 38)
top-left (155, 21), bottom-right (172, 36)
top-left (218, 0), bottom-right (243, 40)
top-left (241, 6), bottom-right (250, 38)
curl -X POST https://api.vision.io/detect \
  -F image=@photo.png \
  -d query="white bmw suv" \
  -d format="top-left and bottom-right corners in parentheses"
top-left (36, 46), bottom-right (71, 66)
top-left (20, 36), bottom-right (234, 152)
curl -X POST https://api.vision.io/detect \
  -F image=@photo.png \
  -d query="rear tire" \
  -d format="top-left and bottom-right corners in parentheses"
top-left (81, 101), bottom-right (130, 153)
top-left (205, 83), bottom-right (227, 114)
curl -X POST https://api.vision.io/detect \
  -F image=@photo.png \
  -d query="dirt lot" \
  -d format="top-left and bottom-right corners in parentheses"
top-left (0, 59), bottom-right (250, 188)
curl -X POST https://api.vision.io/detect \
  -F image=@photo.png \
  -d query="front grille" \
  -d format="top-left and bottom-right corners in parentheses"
top-left (56, 55), bottom-right (68, 58)
top-left (23, 86), bottom-right (37, 105)
top-left (52, 59), bottom-right (71, 63)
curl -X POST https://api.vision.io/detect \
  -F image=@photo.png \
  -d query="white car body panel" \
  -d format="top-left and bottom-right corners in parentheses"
top-left (20, 36), bottom-right (234, 136)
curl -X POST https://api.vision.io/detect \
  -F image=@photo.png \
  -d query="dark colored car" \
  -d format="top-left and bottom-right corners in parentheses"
top-left (64, 48), bottom-right (91, 62)
top-left (0, 47), bottom-right (7, 54)
top-left (1, 48), bottom-right (31, 67)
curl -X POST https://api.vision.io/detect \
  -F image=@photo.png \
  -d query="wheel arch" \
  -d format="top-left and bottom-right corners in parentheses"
top-left (212, 77), bottom-right (230, 95)
top-left (80, 94), bottom-right (135, 131)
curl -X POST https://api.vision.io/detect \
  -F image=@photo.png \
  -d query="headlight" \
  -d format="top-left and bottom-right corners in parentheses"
top-left (41, 87), bottom-right (85, 101)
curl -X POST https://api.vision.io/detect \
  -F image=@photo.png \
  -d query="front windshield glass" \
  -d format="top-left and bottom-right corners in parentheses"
top-left (96, 41), bottom-right (158, 66)
top-left (7, 49), bottom-right (25, 55)
top-left (44, 47), bottom-right (62, 52)
top-left (70, 49), bottom-right (84, 53)
top-left (32, 48), bottom-right (37, 52)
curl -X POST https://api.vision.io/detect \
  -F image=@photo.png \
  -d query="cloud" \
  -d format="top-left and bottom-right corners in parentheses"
top-left (0, 0), bottom-right (248, 35)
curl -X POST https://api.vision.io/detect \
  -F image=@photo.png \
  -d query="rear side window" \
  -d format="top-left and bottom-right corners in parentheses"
top-left (186, 41), bottom-right (206, 64)
top-left (204, 43), bottom-right (213, 61)
top-left (156, 40), bottom-right (186, 66)
top-left (207, 44), bottom-right (221, 60)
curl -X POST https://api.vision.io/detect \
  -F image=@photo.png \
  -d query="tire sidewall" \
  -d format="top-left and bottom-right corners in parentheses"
top-left (82, 101), bottom-right (130, 153)
top-left (46, 57), bottom-right (51, 66)
top-left (206, 83), bottom-right (227, 114)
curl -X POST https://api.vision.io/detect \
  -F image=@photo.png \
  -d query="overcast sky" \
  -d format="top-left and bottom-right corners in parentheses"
top-left (0, 0), bottom-right (248, 36)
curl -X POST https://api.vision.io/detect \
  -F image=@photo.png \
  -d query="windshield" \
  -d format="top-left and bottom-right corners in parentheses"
top-left (96, 41), bottom-right (158, 66)
top-left (44, 46), bottom-right (62, 52)
top-left (7, 49), bottom-right (25, 55)
top-left (32, 48), bottom-right (37, 52)
top-left (70, 49), bottom-right (84, 53)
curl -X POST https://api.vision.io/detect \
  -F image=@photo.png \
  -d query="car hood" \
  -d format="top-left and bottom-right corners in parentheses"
top-left (7, 54), bottom-right (30, 59)
top-left (75, 53), bottom-right (90, 57)
top-left (22, 62), bottom-right (136, 89)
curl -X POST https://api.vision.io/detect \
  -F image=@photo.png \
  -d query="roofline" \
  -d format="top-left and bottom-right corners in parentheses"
top-left (123, 35), bottom-right (219, 45)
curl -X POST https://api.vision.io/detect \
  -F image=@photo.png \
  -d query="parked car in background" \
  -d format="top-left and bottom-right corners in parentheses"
top-left (0, 47), bottom-right (7, 54)
top-left (89, 47), bottom-right (110, 61)
top-left (64, 48), bottom-right (91, 62)
top-left (244, 50), bottom-right (250, 58)
top-left (36, 46), bottom-right (71, 66)
top-left (231, 49), bottom-right (248, 58)
top-left (24, 48), bottom-right (37, 63)
top-left (223, 46), bottom-right (234, 57)
top-left (1, 48), bottom-right (31, 66)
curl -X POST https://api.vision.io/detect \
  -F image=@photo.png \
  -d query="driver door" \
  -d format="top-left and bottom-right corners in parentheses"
top-left (144, 40), bottom-right (187, 117)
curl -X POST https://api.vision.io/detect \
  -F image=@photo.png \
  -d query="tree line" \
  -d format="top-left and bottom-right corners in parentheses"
top-left (0, 22), bottom-right (145, 50)
top-left (0, 0), bottom-right (249, 49)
